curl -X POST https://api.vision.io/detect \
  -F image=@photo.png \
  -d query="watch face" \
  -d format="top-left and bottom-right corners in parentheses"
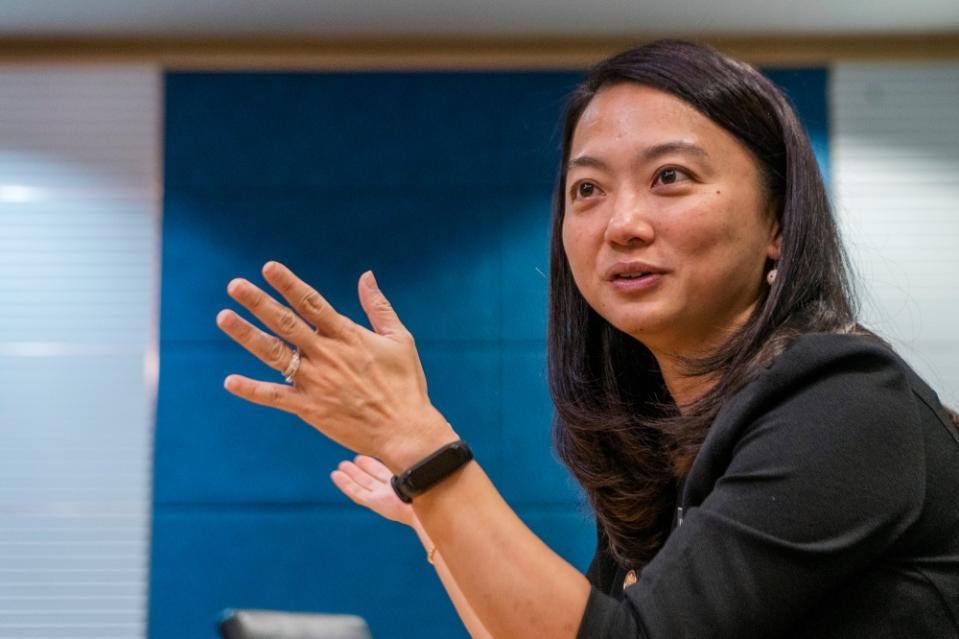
top-left (405, 442), bottom-right (472, 494)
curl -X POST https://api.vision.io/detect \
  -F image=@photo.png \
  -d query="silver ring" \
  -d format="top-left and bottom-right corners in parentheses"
top-left (282, 348), bottom-right (301, 384)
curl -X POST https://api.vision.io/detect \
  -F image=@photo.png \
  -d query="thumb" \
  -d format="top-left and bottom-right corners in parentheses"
top-left (358, 271), bottom-right (407, 338)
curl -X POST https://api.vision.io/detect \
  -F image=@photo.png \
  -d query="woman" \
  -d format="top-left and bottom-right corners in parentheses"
top-left (215, 40), bottom-right (959, 638)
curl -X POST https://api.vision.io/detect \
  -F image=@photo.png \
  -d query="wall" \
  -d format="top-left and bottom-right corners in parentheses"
top-left (0, 40), bottom-right (952, 639)
top-left (151, 68), bottom-right (828, 638)
top-left (0, 67), bottom-right (159, 639)
top-left (152, 70), bottom-right (585, 639)
top-left (832, 62), bottom-right (959, 408)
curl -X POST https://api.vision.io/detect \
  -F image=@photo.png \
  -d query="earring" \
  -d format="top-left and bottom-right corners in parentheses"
top-left (766, 268), bottom-right (778, 285)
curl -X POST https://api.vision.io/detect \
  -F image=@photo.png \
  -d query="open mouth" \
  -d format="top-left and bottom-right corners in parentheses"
top-left (609, 270), bottom-right (663, 291)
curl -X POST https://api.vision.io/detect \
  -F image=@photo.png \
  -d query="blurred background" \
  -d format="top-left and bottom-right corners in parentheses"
top-left (1, 2), bottom-right (957, 637)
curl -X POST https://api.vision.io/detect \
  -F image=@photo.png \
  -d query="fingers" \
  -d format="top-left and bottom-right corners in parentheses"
top-left (354, 454), bottom-right (393, 482)
top-left (261, 261), bottom-right (355, 340)
top-left (217, 309), bottom-right (298, 375)
top-left (338, 460), bottom-right (378, 491)
top-left (330, 470), bottom-right (370, 506)
top-left (223, 374), bottom-right (300, 413)
top-left (357, 271), bottom-right (410, 339)
top-left (226, 277), bottom-right (316, 350)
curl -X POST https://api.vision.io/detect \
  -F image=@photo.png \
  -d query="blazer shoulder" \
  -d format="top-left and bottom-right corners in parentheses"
top-left (725, 331), bottom-right (910, 420)
top-left (702, 331), bottom-right (920, 472)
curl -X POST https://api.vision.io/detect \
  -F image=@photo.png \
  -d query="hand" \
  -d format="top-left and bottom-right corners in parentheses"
top-left (331, 454), bottom-right (414, 526)
top-left (216, 261), bottom-right (457, 473)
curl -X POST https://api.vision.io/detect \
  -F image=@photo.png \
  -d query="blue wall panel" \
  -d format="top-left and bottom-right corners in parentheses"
top-left (154, 347), bottom-right (503, 505)
top-left (499, 349), bottom-right (578, 505)
top-left (163, 73), bottom-right (567, 190)
top-left (154, 70), bottom-right (585, 639)
top-left (160, 190), bottom-right (505, 344)
top-left (154, 67), bottom-right (828, 639)
top-left (150, 510), bottom-right (463, 639)
top-left (764, 68), bottom-right (831, 185)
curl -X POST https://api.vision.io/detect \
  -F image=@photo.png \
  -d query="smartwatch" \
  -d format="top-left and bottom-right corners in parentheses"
top-left (390, 440), bottom-right (474, 504)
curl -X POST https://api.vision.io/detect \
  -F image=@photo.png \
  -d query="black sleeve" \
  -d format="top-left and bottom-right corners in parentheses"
top-left (585, 523), bottom-right (619, 596)
top-left (576, 336), bottom-right (925, 639)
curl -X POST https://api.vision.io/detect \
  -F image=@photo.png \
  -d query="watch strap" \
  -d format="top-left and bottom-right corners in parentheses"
top-left (391, 440), bottom-right (473, 504)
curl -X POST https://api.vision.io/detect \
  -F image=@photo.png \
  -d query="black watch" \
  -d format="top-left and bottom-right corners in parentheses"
top-left (390, 440), bottom-right (474, 504)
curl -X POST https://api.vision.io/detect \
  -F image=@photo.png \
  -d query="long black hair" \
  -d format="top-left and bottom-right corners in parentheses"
top-left (548, 39), bottom-right (856, 567)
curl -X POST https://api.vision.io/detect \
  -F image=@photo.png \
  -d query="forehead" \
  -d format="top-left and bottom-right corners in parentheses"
top-left (571, 83), bottom-right (724, 154)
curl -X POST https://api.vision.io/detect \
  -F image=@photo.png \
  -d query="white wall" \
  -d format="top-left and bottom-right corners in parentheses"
top-left (0, 67), bottom-right (159, 639)
top-left (833, 62), bottom-right (959, 408)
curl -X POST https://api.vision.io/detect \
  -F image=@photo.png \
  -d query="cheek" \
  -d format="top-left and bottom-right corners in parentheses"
top-left (561, 217), bottom-right (602, 302)
top-left (663, 207), bottom-right (727, 256)
top-left (665, 202), bottom-right (752, 283)
top-left (674, 202), bottom-right (768, 290)
top-left (561, 217), bottom-right (592, 274)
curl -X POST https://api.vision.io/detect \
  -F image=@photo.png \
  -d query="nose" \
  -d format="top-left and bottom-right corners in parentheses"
top-left (604, 191), bottom-right (655, 247)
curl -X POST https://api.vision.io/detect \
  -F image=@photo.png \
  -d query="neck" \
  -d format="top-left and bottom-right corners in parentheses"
top-left (652, 352), bottom-right (714, 413)
top-left (642, 305), bottom-right (759, 412)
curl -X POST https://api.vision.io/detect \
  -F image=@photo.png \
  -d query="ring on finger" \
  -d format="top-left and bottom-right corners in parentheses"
top-left (282, 348), bottom-right (301, 384)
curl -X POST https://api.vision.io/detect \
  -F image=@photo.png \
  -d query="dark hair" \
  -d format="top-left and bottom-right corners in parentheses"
top-left (548, 40), bottom-right (856, 567)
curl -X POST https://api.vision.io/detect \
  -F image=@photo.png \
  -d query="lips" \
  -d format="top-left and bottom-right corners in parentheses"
top-left (604, 261), bottom-right (667, 293)
top-left (604, 261), bottom-right (666, 281)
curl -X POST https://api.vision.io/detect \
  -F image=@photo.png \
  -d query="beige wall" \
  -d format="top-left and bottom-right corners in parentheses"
top-left (0, 34), bottom-right (958, 69)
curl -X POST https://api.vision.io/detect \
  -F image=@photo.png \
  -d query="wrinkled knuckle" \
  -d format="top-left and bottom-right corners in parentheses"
top-left (277, 309), bottom-right (298, 336)
top-left (268, 386), bottom-right (282, 405)
top-left (301, 291), bottom-right (324, 314)
top-left (267, 337), bottom-right (287, 366)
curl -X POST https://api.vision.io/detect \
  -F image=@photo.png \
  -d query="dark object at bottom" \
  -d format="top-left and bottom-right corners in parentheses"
top-left (219, 609), bottom-right (373, 639)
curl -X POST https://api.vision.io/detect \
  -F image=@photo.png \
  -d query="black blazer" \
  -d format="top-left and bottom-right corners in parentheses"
top-left (577, 333), bottom-right (959, 638)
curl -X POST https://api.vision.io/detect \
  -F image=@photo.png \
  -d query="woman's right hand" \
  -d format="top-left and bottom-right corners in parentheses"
top-left (331, 454), bottom-right (414, 527)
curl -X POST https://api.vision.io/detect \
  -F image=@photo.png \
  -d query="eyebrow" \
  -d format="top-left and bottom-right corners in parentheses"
top-left (567, 141), bottom-right (709, 171)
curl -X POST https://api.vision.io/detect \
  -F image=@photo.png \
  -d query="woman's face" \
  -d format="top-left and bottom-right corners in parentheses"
top-left (562, 83), bottom-right (781, 356)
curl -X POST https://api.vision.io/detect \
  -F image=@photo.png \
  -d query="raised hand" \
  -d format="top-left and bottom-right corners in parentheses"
top-left (216, 261), bottom-right (457, 474)
top-left (331, 454), bottom-right (414, 526)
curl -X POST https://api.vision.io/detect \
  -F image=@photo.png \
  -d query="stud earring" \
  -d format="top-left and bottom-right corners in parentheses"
top-left (766, 268), bottom-right (778, 285)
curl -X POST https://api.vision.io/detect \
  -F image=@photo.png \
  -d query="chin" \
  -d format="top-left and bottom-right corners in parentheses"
top-left (587, 296), bottom-right (674, 343)
top-left (605, 313), bottom-right (669, 342)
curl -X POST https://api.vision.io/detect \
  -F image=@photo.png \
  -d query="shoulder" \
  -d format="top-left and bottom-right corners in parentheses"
top-left (718, 331), bottom-right (917, 437)
top-left (631, 334), bottom-right (944, 638)
top-left (688, 332), bottom-right (925, 515)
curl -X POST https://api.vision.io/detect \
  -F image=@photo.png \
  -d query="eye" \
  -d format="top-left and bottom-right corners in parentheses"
top-left (570, 180), bottom-right (601, 201)
top-left (653, 167), bottom-right (691, 187)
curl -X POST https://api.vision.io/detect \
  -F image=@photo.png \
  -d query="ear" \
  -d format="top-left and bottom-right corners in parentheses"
top-left (766, 213), bottom-right (783, 261)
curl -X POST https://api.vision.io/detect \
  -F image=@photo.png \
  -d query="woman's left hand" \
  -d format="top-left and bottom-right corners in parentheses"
top-left (216, 261), bottom-right (456, 474)
top-left (331, 454), bottom-right (415, 526)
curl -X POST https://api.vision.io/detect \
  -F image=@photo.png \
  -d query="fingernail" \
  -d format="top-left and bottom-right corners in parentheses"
top-left (365, 270), bottom-right (377, 289)
top-left (263, 261), bottom-right (278, 275)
